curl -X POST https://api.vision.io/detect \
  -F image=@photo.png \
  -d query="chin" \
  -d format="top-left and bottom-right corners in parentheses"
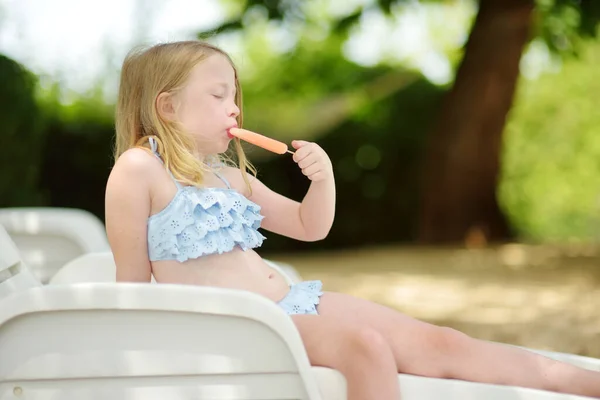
top-left (215, 141), bottom-right (231, 155)
top-left (199, 138), bottom-right (230, 156)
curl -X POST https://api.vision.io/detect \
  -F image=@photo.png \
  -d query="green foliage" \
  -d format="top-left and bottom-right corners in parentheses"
top-left (0, 69), bottom-right (115, 216)
top-left (535, 0), bottom-right (600, 54)
top-left (499, 39), bottom-right (600, 241)
top-left (0, 55), bottom-right (47, 207)
top-left (254, 77), bottom-right (445, 252)
top-left (37, 111), bottom-right (114, 220)
top-left (35, 85), bottom-right (115, 219)
top-left (205, 0), bottom-right (600, 53)
top-left (207, 18), bottom-right (447, 250)
top-left (238, 32), bottom-right (399, 144)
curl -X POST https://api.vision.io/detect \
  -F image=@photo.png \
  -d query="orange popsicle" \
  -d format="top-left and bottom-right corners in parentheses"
top-left (228, 127), bottom-right (293, 155)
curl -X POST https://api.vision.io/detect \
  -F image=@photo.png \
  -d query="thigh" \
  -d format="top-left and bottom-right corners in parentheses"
top-left (290, 314), bottom-right (363, 368)
top-left (290, 314), bottom-right (387, 368)
top-left (317, 291), bottom-right (467, 376)
top-left (291, 314), bottom-right (401, 400)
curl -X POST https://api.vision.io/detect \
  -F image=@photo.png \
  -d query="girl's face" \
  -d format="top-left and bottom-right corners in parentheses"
top-left (174, 53), bottom-right (240, 156)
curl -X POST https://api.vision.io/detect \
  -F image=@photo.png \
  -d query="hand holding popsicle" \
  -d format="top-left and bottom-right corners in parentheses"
top-left (228, 127), bottom-right (332, 182)
top-left (291, 140), bottom-right (333, 182)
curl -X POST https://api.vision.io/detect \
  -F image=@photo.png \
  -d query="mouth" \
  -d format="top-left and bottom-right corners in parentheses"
top-left (227, 125), bottom-right (237, 139)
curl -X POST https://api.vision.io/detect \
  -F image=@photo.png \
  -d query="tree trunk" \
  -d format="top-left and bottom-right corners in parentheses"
top-left (417, 0), bottom-right (534, 245)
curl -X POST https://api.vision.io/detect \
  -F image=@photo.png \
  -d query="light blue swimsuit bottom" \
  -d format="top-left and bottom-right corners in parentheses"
top-left (277, 280), bottom-right (324, 316)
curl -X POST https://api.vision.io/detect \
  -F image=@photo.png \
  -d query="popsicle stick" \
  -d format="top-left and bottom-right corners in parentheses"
top-left (286, 150), bottom-right (295, 155)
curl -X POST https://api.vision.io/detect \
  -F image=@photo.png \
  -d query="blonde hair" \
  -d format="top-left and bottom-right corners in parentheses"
top-left (114, 40), bottom-right (256, 190)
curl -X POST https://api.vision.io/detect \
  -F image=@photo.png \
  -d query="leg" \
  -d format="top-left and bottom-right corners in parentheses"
top-left (317, 291), bottom-right (600, 398)
top-left (291, 314), bottom-right (399, 400)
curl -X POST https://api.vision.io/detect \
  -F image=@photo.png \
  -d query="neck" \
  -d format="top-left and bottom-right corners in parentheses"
top-left (191, 142), bottom-right (206, 163)
top-left (194, 150), bottom-right (219, 169)
top-left (193, 150), bottom-right (205, 163)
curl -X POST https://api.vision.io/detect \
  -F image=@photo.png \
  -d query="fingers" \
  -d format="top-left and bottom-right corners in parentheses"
top-left (291, 140), bottom-right (332, 182)
top-left (292, 141), bottom-right (312, 163)
top-left (298, 154), bottom-right (318, 170)
top-left (291, 140), bottom-right (309, 149)
top-left (301, 162), bottom-right (322, 179)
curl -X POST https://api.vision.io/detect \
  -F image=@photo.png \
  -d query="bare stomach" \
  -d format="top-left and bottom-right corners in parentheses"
top-left (150, 247), bottom-right (291, 302)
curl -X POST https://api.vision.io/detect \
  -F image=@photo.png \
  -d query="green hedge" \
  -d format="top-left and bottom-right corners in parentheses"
top-left (0, 55), bottom-right (46, 207)
top-left (499, 40), bottom-right (600, 241)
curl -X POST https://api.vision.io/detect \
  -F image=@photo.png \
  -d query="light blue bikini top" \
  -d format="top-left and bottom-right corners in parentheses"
top-left (146, 138), bottom-right (266, 262)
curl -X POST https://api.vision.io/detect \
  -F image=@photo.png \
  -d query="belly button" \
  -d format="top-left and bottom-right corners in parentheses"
top-left (268, 272), bottom-right (275, 279)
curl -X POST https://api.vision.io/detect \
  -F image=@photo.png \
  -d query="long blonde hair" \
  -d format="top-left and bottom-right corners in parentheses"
top-left (114, 40), bottom-right (255, 190)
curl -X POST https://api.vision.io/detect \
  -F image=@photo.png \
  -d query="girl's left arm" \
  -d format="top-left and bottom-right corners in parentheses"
top-left (230, 140), bottom-right (336, 242)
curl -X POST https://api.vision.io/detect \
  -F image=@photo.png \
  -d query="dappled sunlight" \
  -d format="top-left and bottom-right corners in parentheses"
top-left (272, 244), bottom-right (600, 357)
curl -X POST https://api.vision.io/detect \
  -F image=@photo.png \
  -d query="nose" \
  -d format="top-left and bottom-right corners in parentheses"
top-left (229, 101), bottom-right (240, 118)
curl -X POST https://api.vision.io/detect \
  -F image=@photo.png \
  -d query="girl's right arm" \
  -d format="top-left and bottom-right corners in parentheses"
top-left (105, 149), bottom-right (154, 282)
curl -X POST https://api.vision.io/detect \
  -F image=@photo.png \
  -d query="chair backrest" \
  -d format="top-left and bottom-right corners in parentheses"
top-left (49, 252), bottom-right (157, 284)
top-left (0, 207), bottom-right (110, 283)
top-left (0, 283), bottom-right (323, 400)
top-left (0, 224), bottom-right (42, 301)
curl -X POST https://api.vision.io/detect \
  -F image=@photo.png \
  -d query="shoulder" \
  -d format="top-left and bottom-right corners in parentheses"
top-left (106, 147), bottom-right (165, 202)
top-left (109, 148), bottom-right (162, 183)
top-left (114, 147), bottom-right (162, 172)
top-left (217, 166), bottom-right (260, 197)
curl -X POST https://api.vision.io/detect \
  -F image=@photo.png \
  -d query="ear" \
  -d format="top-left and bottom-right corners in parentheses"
top-left (156, 92), bottom-right (177, 121)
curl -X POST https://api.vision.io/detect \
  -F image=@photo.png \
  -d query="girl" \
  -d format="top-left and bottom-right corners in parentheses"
top-left (105, 40), bottom-right (600, 400)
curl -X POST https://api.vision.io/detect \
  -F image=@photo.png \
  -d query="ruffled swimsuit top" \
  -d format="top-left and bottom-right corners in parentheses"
top-left (146, 138), bottom-right (266, 262)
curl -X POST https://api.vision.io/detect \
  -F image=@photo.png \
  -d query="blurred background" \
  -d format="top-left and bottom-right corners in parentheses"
top-left (2, 0), bottom-right (600, 356)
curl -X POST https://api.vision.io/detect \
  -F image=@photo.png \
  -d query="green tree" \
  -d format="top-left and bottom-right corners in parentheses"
top-left (419, 0), bottom-right (599, 244)
top-left (202, 0), bottom-right (600, 244)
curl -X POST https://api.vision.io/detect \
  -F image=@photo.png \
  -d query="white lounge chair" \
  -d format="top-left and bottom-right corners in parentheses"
top-left (2, 226), bottom-right (599, 399)
top-left (1, 282), bottom-right (598, 400)
top-left (0, 223), bottom-right (41, 301)
top-left (47, 252), bottom-right (600, 390)
top-left (0, 207), bottom-right (110, 283)
top-left (0, 282), bottom-right (340, 400)
top-left (48, 252), bottom-right (156, 284)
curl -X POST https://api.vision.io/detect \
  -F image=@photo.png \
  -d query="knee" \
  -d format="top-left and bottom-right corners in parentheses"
top-left (429, 326), bottom-right (471, 356)
top-left (413, 327), bottom-right (471, 378)
top-left (344, 326), bottom-right (392, 362)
